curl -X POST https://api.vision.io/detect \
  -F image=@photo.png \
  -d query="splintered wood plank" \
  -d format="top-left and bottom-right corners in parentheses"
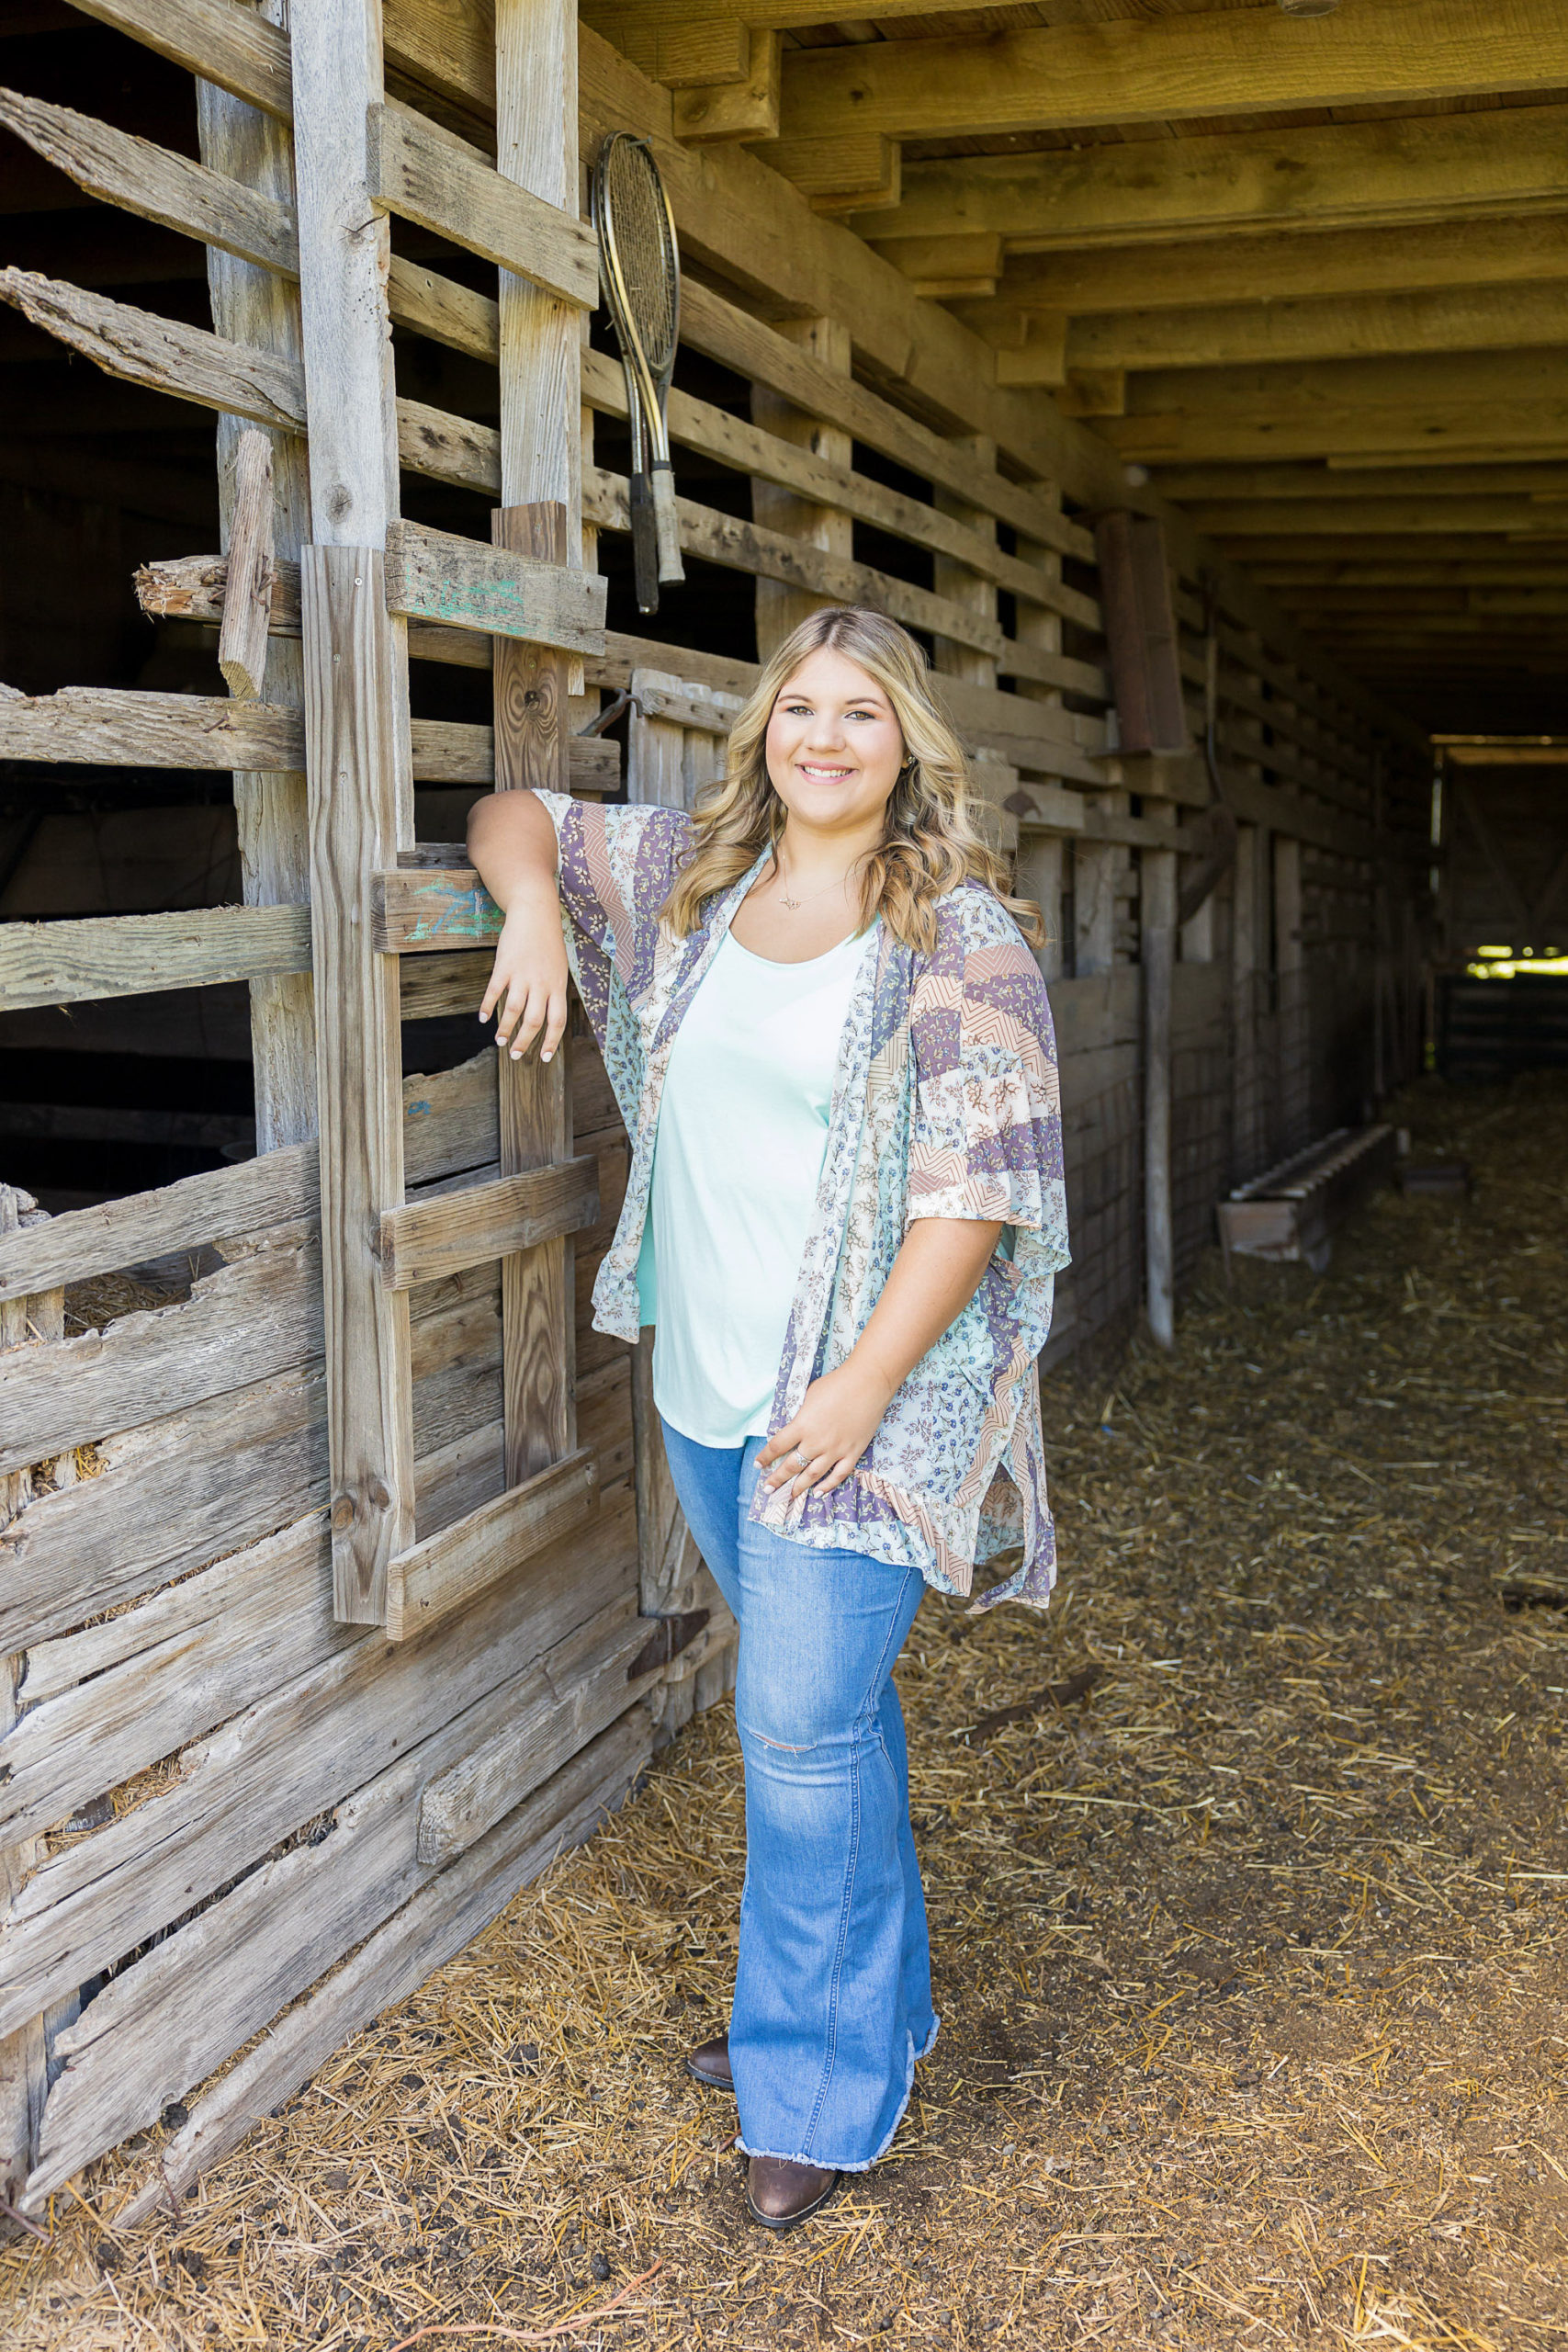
top-left (384, 517), bottom-right (605, 651)
top-left (117, 1706), bottom-right (650, 2227)
top-left (0, 1492), bottom-right (635, 2045)
top-left (0, 267), bottom-right (305, 430)
top-left (384, 1448), bottom-right (599, 1642)
top-left (25, 1600), bottom-right (644, 2206)
top-left (301, 548), bottom-right (415, 1623)
top-left (376, 1158), bottom-right (599, 1291)
top-left (493, 501), bottom-right (575, 1486)
top-left (217, 427), bottom-right (276, 701)
top-left (0, 904), bottom-right (310, 1014)
top-left (367, 102), bottom-right (598, 311)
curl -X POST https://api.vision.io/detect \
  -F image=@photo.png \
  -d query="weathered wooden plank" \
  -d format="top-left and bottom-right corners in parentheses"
top-left (367, 100), bottom-right (597, 311)
top-left (0, 1053), bottom-right (493, 1306)
top-left (0, 1487), bottom-right (637, 2044)
top-left (377, 1158), bottom-right (598, 1291)
top-left (491, 505), bottom-right (578, 1489)
top-left (0, 82), bottom-right (297, 276)
top-left (0, 683), bottom-right (302, 769)
top-left (26, 1601), bottom-right (649, 2207)
top-left (0, 1233), bottom-right (318, 1483)
top-left (68, 0), bottom-right (294, 122)
top-left (118, 1704), bottom-right (650, 2224)
top-left (197, 39), bottom-right (317, 1159)
top-left (416, 1611), bottom-right (649, 1866)
top-left (217, 427), bottom-right (275, 701)
top-left (0, 904), bottom-right (311, 1015)
top-left (0, 1257), bottom-right (504, 1658)
top-left (0, 266), bottom-right (305, 430)
top-left (385, 1449), bottom-right (599, 1643)
top-left (375, 865), bottom-right (499, 952)
top-left (384, 517), bottom-right (605, 653)
top-left (301, 547), bottom-right (415, 1625)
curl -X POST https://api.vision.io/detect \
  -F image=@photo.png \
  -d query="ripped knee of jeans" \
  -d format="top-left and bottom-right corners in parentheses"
top-left (737, 1714), bottom-right (820, 1756)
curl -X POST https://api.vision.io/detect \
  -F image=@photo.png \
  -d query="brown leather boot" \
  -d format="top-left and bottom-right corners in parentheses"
top-left (685, 2032), bottom-right (733, 2092)
top-left (746, 2154), bottom-right (841, 2231)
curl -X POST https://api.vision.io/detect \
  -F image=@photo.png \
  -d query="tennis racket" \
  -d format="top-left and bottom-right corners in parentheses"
top-left (592, 132), bottom-right (684, 613)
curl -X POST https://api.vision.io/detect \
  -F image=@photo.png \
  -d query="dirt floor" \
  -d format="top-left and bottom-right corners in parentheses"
top-left (5, 1070), bottom-right (1567, 2349)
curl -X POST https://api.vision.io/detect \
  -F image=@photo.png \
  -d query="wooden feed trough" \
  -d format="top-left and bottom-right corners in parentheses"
top-left (1218, 1125), bottom-right (1399, 1274)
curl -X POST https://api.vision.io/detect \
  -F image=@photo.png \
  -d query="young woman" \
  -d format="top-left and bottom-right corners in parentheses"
top-left (468, 606), bottom-right (1068, 2231)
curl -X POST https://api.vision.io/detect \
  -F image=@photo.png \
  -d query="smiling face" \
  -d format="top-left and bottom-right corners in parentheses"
top-left (763, 646), bottom-right (907, 843)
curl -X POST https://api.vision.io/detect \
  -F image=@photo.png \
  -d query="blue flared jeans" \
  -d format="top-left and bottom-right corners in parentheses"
top-left (660, 1422), bottom-right (937, 2171)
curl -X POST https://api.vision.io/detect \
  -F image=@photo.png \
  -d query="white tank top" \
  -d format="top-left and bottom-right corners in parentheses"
top-left (637, 922), bottom-right (876, 1448)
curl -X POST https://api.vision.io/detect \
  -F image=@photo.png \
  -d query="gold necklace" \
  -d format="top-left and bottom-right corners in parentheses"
top-left (773, 856), bottom-right (854, 913)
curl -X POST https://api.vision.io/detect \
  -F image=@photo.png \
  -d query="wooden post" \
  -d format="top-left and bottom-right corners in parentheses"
top-left (492, 0), bottom-right (584, 1487)
top-left (292, 0), bottom-right (416, 1622)
top-left (1274, 833), bottom-right (1308, 1155)
top-left (197, 27), bottom-right (316, 1152)
top-left (1074, 820), bottom-right (1120, 976)
top-left (751, 315), bottom-right (852, 660)
top-left (1143, 820), bottom-right (1178, 1349)
top-left (1015, 479), bottom-right (1067, 978)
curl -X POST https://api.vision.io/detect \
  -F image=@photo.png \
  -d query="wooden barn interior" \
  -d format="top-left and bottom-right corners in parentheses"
top-left (2, 0), bottom-right (1566, 2222)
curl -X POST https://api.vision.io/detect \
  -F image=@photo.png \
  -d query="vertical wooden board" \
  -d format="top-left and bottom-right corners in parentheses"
top-left (1095, 511), bottom-right (1186, 757)
top-left (1142, 837), bottom-right (1177, 1350)
top-left (752, 313), bottom-right (852, 661)
top-left (628, 673), bottom-right (691, 810)
top-left (1274, 832), bottom-right (1310, 1156)
top-left (932, 433), bottom-right (998, 690)
top-left (197, 42), bottom-right (316, 1151)
top-left (303, 548), bottom-right (416, 1621)
top-left (1018, 833), bottom-right (1065, 982)
top-left (492, 503), bottom-right (574, 1484)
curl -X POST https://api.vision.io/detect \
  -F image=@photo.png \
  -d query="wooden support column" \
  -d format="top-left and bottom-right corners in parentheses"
top-left (197, 15), bottom-right (315, 1151)
top-left (1142, 816), bottom-right (1178, 1349)
top-left (292, 0), bottom-right (415, 1623)
top-left (1074, 812), bottom-right (1121, 977)
top-left (1014, 480), bottom-right (1067, 979)
top-left (751, 314), bottom-right (852, 661)
top-left (493, 0), bottom-right (583, 1487)
top-left (1274, 832), bottom-right (1309, 1156)
top-left (1231, 820), bottom-right (1267, 1183)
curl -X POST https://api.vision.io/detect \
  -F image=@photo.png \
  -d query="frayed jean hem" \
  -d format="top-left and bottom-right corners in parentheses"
top-left (736, 2014), bottom-right (940, 2175)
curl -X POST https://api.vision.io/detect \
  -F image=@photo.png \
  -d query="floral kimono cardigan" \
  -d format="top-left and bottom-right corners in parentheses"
top-left (538, 791), bottom-right (1070, 1611)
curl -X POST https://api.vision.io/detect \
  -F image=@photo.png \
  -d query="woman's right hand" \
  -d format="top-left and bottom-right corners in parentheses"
top-left (479, 894), bottom-right (570, 1063)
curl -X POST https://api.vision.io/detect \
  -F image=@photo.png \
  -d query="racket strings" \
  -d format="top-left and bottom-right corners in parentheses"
top-left (603, 146), bottom-right (677, 377)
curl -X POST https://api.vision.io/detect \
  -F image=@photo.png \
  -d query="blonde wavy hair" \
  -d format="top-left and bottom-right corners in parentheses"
top-left (660, 606), bottom-right (1043, 957)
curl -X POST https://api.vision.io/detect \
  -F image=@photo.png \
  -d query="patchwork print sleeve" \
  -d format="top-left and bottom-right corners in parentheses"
top-left (534, 791), bottom-right (693, 1023)
top-left (908, 888), bottom-right (1069, 1267)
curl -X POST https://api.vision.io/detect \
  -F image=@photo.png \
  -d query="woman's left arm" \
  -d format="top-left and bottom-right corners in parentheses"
top-left (759, 1217), bottom-right (1002, 1499)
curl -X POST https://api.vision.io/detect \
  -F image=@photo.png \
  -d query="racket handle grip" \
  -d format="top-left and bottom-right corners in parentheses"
top-left (651, 464), bottom-right (685, 585)
top-left (629, 472), bottom-right (660, 616)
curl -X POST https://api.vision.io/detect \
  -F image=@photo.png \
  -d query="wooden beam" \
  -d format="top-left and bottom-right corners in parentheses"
top-left (1180, 495), bottom-right (1568, 538)
top-left (970, 215), bottom-right (1568, 320)
top-left (602, 16), bottom-right (750, 87)
top-left (384, 518), bottom-right (605, 651)
top-left (750, 131), bottom-right (899, 215)
top-left (671, 31), bottom-right (779, 145)
top-left (0, 266), bottom-right (305, 433)
top-left (0, 81), bottom-right (298, 276)
top-left (384, 1450), bottom-right (598, 1643)
top-left (858, 102), bottom-right (1568, 253)
top-left (69, 0), bottom-right (293, 121)
top-left (1069, 281), bottom-right (1568, 377)
top-left (0, 905), bottom-right (310, 1014)
top-left (1152, 458), bottom-right (1568, 503)
top-left (376, 1159), bottom-right (599, 1291)
top-left (776, 1), bottom-right (1568, 149)
top-left (367, 101), bottom-right (598, 311)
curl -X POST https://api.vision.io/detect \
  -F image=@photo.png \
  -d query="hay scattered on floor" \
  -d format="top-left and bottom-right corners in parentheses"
top-left (5, 1072), bottom-right (1566, 2349)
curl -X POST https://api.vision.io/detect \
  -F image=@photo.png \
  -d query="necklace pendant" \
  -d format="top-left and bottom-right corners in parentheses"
top-left (779, 892), bottom-right (802, 910)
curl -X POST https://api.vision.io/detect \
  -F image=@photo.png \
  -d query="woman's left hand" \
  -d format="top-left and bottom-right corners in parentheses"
top-left (758, 1358), bottom-right (896, 1503)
